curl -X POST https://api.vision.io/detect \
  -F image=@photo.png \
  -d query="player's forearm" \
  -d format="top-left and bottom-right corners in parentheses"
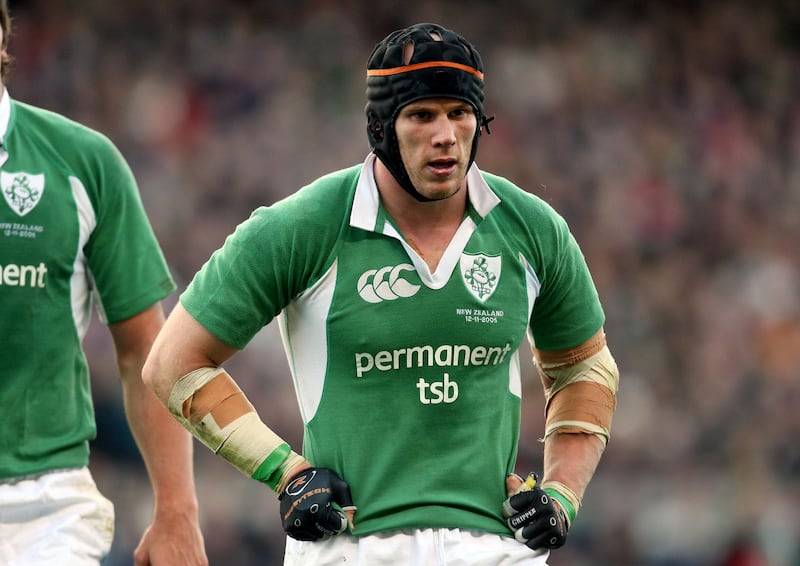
top-left (542, 431), bottom-right (605, 504)
top-left (142, 303), bottom-right (307, 493)
top-left (112, 304), bottom-right (202, 515)
top-left (120, 357), bottom-right (201, 515)
top-left (165, 366), bottom-right (308, 492)
top-left (534, 330), bottom-right (619, 518)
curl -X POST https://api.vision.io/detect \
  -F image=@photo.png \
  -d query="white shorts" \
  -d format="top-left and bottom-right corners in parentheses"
top-left (284, 528), bottom-right (550, 566)
top-left (0, 467), bottom-right (115, 566)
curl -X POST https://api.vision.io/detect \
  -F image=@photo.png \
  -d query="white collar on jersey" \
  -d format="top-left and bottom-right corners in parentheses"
top-left (350, 152), bottom-right (500, 232)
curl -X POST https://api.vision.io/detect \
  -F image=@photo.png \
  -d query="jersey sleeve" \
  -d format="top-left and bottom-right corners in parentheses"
top-left (181, 180), bottom-right (347, 350)
top-left (82, 135), bottom-right (176, 323)
top-left (527, 208), bottom-right (605, 351)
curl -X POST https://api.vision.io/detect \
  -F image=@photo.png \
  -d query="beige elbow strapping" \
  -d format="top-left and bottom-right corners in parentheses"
top-left (536, 338), bottom-right (619, 445)
top-left (168, 366), bottom-right (250, 452)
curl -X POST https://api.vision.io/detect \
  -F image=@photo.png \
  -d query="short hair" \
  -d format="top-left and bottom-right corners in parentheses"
top-left (1, 0), bottom-right (12, 82)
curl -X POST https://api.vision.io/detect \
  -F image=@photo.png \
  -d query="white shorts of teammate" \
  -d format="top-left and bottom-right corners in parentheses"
top-left (0, 467), bottom-right (114, 566)
top-left (284, 528), bottom-right (550, 565)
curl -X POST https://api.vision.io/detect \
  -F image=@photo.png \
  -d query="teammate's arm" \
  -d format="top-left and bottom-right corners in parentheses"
top-left (109, 304), bottom-right (207, 566)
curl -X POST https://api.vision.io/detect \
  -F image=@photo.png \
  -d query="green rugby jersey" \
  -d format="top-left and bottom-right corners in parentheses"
top-left (182, 154), bottom-right (604, 536)
top-left (0, 91), bottom-right (176, 479)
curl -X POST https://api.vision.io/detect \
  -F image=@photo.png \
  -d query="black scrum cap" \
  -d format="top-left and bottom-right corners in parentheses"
top-left (365, 23), bottom-right (487, 201)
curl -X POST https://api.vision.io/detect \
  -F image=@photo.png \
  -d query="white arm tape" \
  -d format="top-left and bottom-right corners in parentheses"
top-left (167, 366), bottom-right (225, 426)
top-left (539, 345), bottom-right (619, 399)
top-left (539, 345), bottom-right (619, 444)
top-left (167, 366), bottom-right (297, 482)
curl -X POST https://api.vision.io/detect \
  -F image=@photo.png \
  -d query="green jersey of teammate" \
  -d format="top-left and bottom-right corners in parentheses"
top-left (0, 92), bottom-right (175, 479)
top-left (181, 154), bottom-right (604, 536)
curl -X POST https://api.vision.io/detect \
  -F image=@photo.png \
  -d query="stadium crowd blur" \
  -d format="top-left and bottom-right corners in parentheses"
top-left (7, 0), bottom-right (799, 564)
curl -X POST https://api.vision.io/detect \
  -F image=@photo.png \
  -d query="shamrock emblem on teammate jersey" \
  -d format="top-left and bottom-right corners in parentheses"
top-left (460, 253), bottom-right (501, 302)
top-left (2, 171), bottom-right (45, 216)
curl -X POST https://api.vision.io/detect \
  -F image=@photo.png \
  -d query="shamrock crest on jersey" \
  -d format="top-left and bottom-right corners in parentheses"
top-left (460, 253), bottom-right (500, 302)
top-left (2, 171), bottom-right (45, 216)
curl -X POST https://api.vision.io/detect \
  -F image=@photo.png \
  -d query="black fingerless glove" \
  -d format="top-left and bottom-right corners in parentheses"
top-left (278, 467), bottom-right (355, 541)
top-left (503, 474), bottom-right (569, 551)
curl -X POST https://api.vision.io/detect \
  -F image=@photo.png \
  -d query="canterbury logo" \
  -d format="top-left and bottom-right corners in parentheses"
top-left (357, 263), bottom-right (421, 303)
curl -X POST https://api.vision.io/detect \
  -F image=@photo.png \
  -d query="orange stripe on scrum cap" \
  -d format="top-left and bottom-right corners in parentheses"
top-left (367, 60), bottom-right (484, 80)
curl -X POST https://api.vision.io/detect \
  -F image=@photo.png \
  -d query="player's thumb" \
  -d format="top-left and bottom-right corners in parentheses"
top-left (505, 473), bottom-right (524, 497)
top-left (329, 472), bottom-right (357, 532)
top-left (345, 508), bottom-right (356, 532)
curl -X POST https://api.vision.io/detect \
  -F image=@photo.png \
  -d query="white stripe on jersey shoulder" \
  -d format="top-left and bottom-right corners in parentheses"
top-left (519, 252), bottom-right (542, 320)
top-left (277, 259), bottom-right (338, 424)
top-left (520, 251), bottom-right (543, 354)
top-left (69, 176), bottom-right (99, 336)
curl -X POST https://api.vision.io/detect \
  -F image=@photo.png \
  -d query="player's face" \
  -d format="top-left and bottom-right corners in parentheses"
top-left (395, 98), bottom-right (476, 201)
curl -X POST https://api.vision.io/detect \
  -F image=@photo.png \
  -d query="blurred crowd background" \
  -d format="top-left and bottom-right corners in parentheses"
top-left (6, 0), bottom-right (799, 564)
